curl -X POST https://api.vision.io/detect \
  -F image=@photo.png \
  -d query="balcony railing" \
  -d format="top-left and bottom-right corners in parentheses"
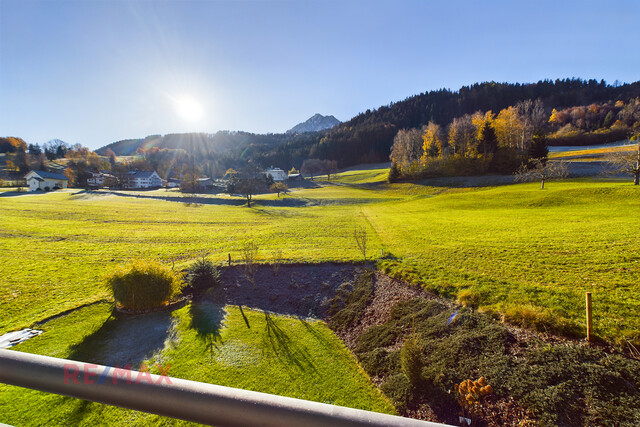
top-left (0, 349), bottom-right (449, 426)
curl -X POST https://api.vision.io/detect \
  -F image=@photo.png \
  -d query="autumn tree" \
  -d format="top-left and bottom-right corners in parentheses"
top-left (270, 182), bottom-right (287, 197)
top-left (494, 106), bottom-right (523, 150)
top-left (390, 128), bottom-right (423, 171)
top-left (448, 115), bottom-right (476, 157)
top-left (420, 122), bottom-right (446, 162)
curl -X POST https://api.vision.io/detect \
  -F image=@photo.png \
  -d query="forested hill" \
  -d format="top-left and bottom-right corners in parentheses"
top-left (263, 79), bottom-right (639, 168)
top-left (97, 79), bottom-right (640, 171)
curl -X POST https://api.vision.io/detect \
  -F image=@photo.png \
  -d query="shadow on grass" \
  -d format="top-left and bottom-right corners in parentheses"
top-left (262, 311), bottom-right (317, 373)
top-left (189, 301), bottom-right (225, 356)
top-left (106, 190), bottom-right (314, 207)
top-left (297, 317), bottom-right (334, 349)
top-left (68, 311), bottom-right (175, 369)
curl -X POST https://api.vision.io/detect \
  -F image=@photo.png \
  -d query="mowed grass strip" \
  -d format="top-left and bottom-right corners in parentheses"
top-left (0, 302), bottom-right (394, 426)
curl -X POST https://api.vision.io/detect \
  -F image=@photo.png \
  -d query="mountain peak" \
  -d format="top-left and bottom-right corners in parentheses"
top-left (287, 114), bottom-right (340, 134)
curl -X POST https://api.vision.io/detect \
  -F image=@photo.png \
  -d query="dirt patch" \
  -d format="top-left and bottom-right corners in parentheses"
top-left (210, 263), bottom-right (368, 318)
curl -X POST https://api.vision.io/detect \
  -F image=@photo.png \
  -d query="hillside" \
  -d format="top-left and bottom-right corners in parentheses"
top-left (94, 79), bottom-right (640, 173)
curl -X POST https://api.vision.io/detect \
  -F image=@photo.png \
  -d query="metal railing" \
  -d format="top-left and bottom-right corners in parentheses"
top-left (0, 349), bottom-right (449, 426)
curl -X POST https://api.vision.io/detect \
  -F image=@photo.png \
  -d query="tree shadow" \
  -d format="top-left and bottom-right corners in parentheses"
top-left (238, 305), bottom-right (251, 329)
top-left (297, 317), bottom-right (334, 349)
top-left (188, 301), bottom-right (225, 356)
top-left (67, 311), bottom-right (175, 369)
top-left (262, 311), bottom-right (317, 373)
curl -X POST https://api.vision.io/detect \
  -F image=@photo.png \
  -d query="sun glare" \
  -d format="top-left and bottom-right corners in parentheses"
top-left (175, 97), bottom-right (203, 121)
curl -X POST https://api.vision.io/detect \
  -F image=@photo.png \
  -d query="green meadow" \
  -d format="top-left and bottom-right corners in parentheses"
top-left (1, 171), bottom-right (639, 341)
top-left (1, 167), bottom-right (639, 424)
top-left (1, 302), bottom-right (394, 425)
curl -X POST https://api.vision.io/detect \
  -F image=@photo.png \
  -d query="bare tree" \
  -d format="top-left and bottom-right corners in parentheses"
top-left (448, 115), bottom-right (476, 157)
top-left (390, 128), bottom-right (424, 171)
top-left (354, 226), bottom-right (368, 262)
top-left (514, 160), bottom-right (569, 189)
top-left (603, 145), bottom-right (640, 185)
top-left (322, 160), bottom-right (339, 180)
top-left (242, 242), bottom-right (259, 287)
top-left (516, 99), bottom-right (546, 151)
top-left (272, 249), bottom-right (283, 276)
top-left (301, 159), bottom-right (324, 180)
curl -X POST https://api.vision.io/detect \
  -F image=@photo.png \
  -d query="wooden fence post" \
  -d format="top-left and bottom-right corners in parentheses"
top-left (586, 292), bottom-right (593, 342)
top-left (228, 253), bottom-right (231, 267)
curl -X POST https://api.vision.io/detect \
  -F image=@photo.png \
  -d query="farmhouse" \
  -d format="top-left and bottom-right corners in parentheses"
top-left (196, 177), bottom-right (215, 191)
top-left (24, 170), bottom-right (69, 192)
top-left (122, 170), bottom-right (163, 189)
top-left (87, 171), bottom-right (117, 188)
top-left (265, 167), bottom-right (287, 182)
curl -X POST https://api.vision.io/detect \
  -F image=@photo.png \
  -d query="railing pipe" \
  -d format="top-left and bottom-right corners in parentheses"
top-left (0, 349), bottom-right (448, 426)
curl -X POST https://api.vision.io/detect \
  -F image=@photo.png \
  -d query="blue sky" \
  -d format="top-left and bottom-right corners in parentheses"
top-left (1, 0), bottom-right (638, 149)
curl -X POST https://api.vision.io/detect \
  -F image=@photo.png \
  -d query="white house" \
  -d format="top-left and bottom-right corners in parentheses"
top-left (25, 170), bottom-right (69, 192)
top-left (87, 171), bottom-right (117, 188)
top-left (123, 170), bottom-right (163, 189)
top-left (265, 167), bottom-right (287, 182)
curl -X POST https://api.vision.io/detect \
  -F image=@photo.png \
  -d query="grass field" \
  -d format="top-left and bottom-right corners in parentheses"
top-left (1, 167), bottom-right (639, 424)
top-left (0, 302), bottom-right (394, 425)
top-left (549, 142), bottom-right (639, 160)
top-left (1, 171), bottom-right (639, 342)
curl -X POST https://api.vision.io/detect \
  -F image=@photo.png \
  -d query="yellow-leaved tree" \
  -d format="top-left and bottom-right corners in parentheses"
top-left (494, 106), bottom-right (523, 150)
top-left (420, 122), bottom-right (445, 163)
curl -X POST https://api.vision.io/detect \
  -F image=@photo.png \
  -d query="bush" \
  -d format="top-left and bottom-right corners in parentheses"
top-left (188, 258), bottom-right (221, 293)
top-left (457, 288), bottom-right (482, 309)
top-left (328, 270), bottom-right (374, 330)
top-left (107, 260), bottom-right (184, 312)
top-left (401, 334), bottom-right (423, 386)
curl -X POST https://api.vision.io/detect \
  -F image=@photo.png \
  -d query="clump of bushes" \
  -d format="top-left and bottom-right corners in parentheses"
top-left (338, 294), bottom-right (640, 426)
top-left (328, 270), bottom-right (374, 330)
top-left (107, 260), bottom-right (184, 313)
top-left (188, 258), bottom-right (221, 294)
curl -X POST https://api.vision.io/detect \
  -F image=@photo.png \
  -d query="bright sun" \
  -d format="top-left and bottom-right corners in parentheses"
top-left (175, 97), bottom-right (203, 121)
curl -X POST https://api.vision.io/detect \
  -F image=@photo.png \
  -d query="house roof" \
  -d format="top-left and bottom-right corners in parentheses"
top-left (127, 170), bottom-right (159, 179)
top-left (27, 170), bottom-right (69, 181)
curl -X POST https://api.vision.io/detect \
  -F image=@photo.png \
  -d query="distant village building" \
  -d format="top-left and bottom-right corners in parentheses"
top-left (265, 167), bottom-right (287, 182)
top-left (196, 177), bottom-right (214, 191)
top-left (167, 178), bottom-right (182, 188)
top-left (287, 173), bottom-right (304, 182)
top-left (122, 170), bottom-right (163, 189)
top-left (25, 170), bottom-right (69, 192)
top-left (87, 171), bottom-right (117, 188)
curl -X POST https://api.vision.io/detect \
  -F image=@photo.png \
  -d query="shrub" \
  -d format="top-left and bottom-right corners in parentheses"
top-left (457, 288), bottom-right (482, 309)
top-left (328, 270), bottom-right (374, 330)
top-left (401, 333), bottom-right (423, 386)
top-left (107, 260), bottom-right (184, 312)
top-left (188, 258), bottom-right (221, 293)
